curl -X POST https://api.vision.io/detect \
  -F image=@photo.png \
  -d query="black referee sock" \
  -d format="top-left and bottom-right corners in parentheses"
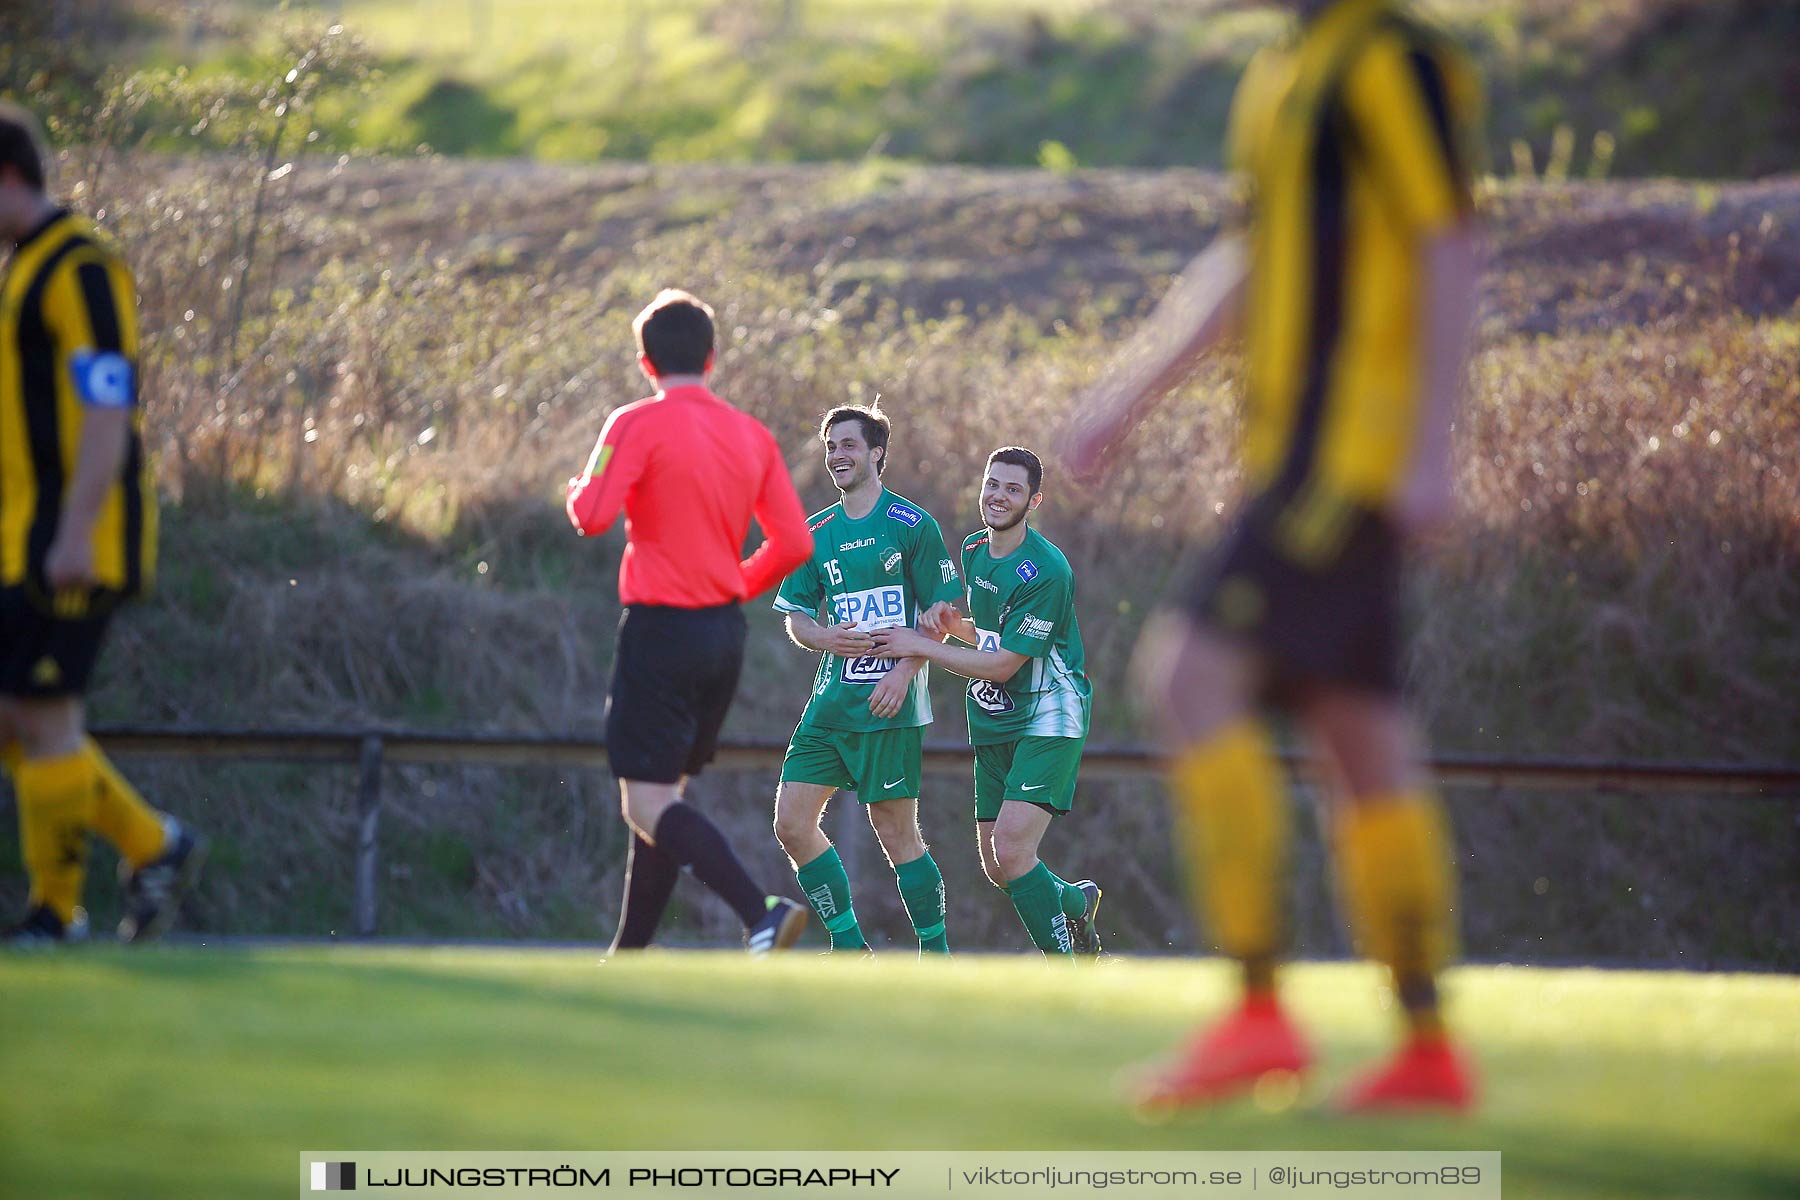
top-left (610, 832), bottom-right (679, 952)
top-left (653, 802), bottom-right (768, 928)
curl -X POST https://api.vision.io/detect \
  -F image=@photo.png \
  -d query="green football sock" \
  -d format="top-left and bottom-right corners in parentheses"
top-left (894, 851), bottom-right (949, 955)
top-left (1006, 862), bottom-right (1073, 956)
top-left (1047, 867), bottom-right (1087, 919)
top-left (796, 846), bottom-right (867, 951)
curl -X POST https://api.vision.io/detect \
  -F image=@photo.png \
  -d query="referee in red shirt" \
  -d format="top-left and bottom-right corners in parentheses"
top-left (567, 289), bottom-right (814, 954)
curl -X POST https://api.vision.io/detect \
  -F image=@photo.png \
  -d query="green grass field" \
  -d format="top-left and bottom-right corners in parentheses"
top-left (2, 948), bottom-right (1795, 1199)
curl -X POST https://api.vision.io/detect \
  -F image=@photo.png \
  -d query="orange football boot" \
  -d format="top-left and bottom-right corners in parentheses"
top-left (1334, 1034), bottom-right (1476, 1114)
top-left (1134, 995), bottom-right (1314, 1110)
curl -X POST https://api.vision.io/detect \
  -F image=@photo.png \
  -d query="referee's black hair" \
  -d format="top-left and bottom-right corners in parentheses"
top-left (986, 446), bottom-right (1042, 495)
top-left (0, 103), bottom-right (49, 193)
top-left (819, 403), bottom-right (890, 475)
top-left (633, 288), bottom-right (714, 376)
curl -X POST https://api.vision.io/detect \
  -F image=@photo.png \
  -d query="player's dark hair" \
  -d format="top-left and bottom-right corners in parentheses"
top-left (987, 446), bottom-right (1042, 495)
top-left (633, 288), bottom-right (715, 376)
top-left (0, 103), bottom-right (49, 193)
top-left (819, 404), bottom-right (891, 475)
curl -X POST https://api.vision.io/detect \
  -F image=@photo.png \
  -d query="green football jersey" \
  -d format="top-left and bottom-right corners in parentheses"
top-left (959, 525), bottom-right (1092, 745)
top-left (774, 489), bottom-right (963, 732)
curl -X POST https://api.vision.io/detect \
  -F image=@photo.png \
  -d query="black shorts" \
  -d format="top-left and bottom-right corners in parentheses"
top-left (604, 603), bottom-right (746, 783)
top-left (1183, 494), bottom-right (1402, 702)
top-left (0, 586), bottom-right (120, 699)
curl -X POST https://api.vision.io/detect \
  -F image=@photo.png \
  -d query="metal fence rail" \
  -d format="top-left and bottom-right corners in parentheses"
top-left (90, 725), bottom-right (1800, 937)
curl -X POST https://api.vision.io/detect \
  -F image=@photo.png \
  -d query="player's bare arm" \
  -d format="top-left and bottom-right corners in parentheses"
top-left (916, 600), bottom-right (978, 645)
top-left (784, 610), bottom-right (875, 657)
top-left (1395, 224), bottom-right (1483, 538)
top-left (868, 625), bottom-right (1027, 684)
top-left (784, 611), bottom-right (924, 717)
top-left (866, 658), bottom-right (923, 720)
top-left (942, 614), bottom-right (980, 645)
top-left (919, 601), bottom-right (978, 645)
top-left (1057, 234), bottom-right (1248, 482)
top-left (915, 599), bottom-right (961, 640)
top-left (45, 406), bottom-right (131, 589)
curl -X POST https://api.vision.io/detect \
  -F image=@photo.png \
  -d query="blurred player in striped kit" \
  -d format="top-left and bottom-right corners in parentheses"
top-left (0, 103), bottom-right (205, 945)
top-left (1061, 0), bottom-right (1484, 1110)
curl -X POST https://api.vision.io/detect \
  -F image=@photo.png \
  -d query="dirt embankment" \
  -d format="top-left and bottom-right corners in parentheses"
top-left (13, 153), bottom-right (1794, 957)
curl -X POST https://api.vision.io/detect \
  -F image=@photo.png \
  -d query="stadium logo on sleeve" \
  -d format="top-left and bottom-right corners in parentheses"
top-left (70, 351), bottom-right (134, 408)
top-left (885, 501), bottom-right (923, 527)
top-left (1016, 559), bottom-right (1038, 582)
top-left (310, 1162), bottom-right (356, 1191)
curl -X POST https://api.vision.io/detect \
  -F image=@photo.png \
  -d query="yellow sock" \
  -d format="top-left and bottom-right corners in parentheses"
top-left (1169, 719), bottom-right (1290, 964)
top-left (15, 751), bottom-right (100, 924)
top-left (1334, 791), bottom-right (1458, 1027)
top-left (84, 739), bottom-right (169, 868)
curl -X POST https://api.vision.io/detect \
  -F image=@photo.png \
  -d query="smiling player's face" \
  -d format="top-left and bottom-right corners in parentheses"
top-left (980, 463), bottom-right (1039, 532)
top-left (825, 422), bottom-right (880, 493)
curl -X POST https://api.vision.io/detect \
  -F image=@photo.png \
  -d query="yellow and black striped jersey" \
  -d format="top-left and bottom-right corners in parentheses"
top-left (0, 210), bottom-right (156, 597)
top-left (1228, 0), bottom-right (1480, 555)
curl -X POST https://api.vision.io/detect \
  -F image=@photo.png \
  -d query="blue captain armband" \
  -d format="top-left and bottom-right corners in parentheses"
top-left (71, 350), bottom-right (136, 409)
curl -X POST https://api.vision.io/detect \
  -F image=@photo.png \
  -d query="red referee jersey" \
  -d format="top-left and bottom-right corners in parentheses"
top-left (565, 384), bottom-right (813, 607)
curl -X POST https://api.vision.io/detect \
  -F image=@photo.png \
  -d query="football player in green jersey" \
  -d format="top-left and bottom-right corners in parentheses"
top-left (871, 447), bottom-right (1104, 959)
top-left (771, 406), bottom-right (964, 954)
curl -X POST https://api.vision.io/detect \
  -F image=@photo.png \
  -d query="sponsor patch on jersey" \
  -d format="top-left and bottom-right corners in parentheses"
top-left (70, 350), bottom-right (134, 409)
top-left (1016, 559), bottom-right (1039, 583)
top-left (940, 559), bottom-right (958, 584)
top-left (830, 584), bottom-right (907, 630)
top-left (583, 441), bottom-right (613, 479)
top-left (842, 652), bottom-right (899, 686)
top-left (1017, 615), bottom-right (1055, 640)
top-left (969, 679), bottom-right (1014, 715)
top-left (971, 575), bottom-right (999, 594)
top-left (970, 626), bottom-right (1018, 710)
top-left (838, 537), bottom-right (875, 552)
top-left (809, 512), bottom-right (838, 532)
top-left (886, 501), bottom-right (923, 527)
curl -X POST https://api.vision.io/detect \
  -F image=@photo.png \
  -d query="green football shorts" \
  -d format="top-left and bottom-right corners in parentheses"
top-left (780, 723), bottom-right (924, 802)
top-left (973, 735), bottom-right (1085, 821)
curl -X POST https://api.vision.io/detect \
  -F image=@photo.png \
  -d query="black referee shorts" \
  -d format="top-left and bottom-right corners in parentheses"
top-left (0, 586), bottom-right (119, 699)
top-left (604, 603), bottom-right (746, 783)
top-left (1183, 493), bottom-right (1403, 704)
